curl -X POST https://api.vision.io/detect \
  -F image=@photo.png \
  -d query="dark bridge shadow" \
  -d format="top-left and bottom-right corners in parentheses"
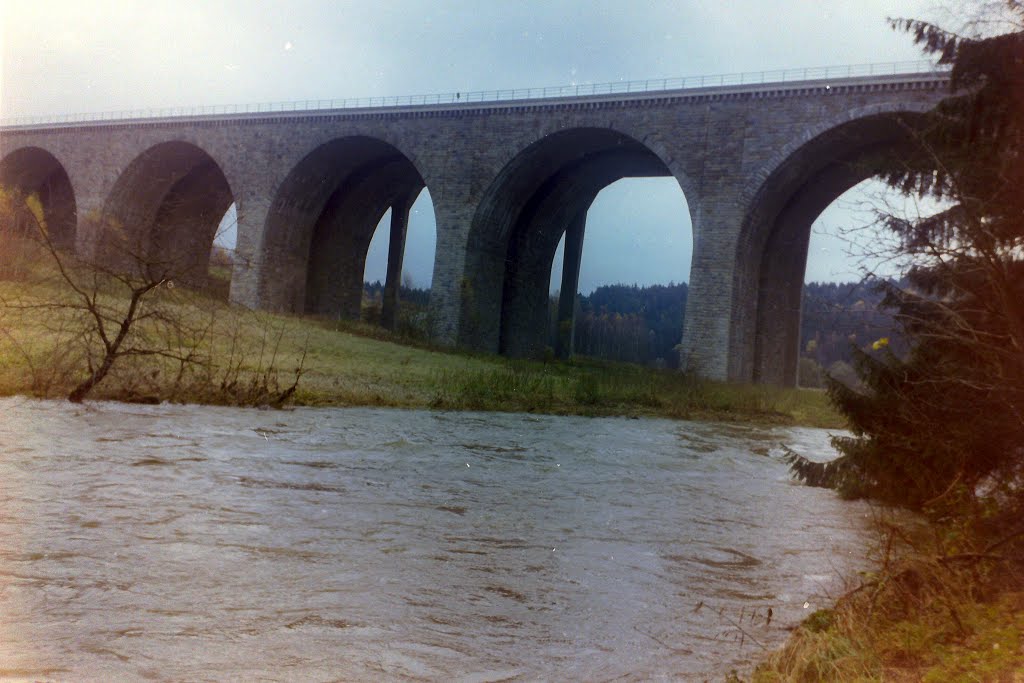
top-left (99, 141), bottom-right (234, 290)
top-left (0, 146), bottom-right (77, 251)
top-left (733, 111), bottom-right (929, 386)
top-left (257, 136), bottom-right (428, 327)
top-left (463, 127), bottom-right (693, 359)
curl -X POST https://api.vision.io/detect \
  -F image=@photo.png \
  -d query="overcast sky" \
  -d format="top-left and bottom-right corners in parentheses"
top-left (1, 1), bottom-right (951, 291)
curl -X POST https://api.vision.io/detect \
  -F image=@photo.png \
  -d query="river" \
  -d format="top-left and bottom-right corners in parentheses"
top-left (0, 398), bottom-right (871, 681)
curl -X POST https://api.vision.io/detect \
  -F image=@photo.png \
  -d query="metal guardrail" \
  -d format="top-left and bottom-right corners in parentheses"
top-left (1, 59), bottom-right (948, 128)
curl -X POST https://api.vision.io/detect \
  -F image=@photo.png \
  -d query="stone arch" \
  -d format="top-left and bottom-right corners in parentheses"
top-left (257, 136), bottom-right (426, 317)
top-left (100, 140), bottom-right (234, 288)
top-left (738, 101), bottom-right (938, 216)
top-left (731, 104), bottom-right (932, 385)
top-left (0, 146), bottom-right (77, 250)
top-left (463, 126), bottom-right (695, 357)
top-left (471, 120), bottom-right (701, 216)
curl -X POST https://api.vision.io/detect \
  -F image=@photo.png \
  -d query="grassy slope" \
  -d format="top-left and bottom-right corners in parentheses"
top-left (0, 276), bottom-right (842, 427)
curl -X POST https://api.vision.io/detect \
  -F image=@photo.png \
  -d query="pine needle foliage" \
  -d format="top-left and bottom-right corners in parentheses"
top-left (789, 4), bottom-right (1024, 519)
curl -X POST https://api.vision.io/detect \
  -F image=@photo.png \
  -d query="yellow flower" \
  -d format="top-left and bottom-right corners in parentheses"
top-left (872, 337), bottom-right (890, 351)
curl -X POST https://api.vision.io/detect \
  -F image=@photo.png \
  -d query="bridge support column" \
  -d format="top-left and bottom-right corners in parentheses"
top-left (680, 270), bottom-right (732, 381)
top-left (555, 212), bottom-right (586, 360)
top-left (425, 198), bottom-right (475, 349)
top-left (73, 195), bottom-right (108, 261)
top-left (228, 196), bottom-right (271, 310)
top-left (753, 258), bottom-right (805, 386)
top-left (381, 194), bottom-right (413, 331)
top-left (678, 200), bottom-right (738, 383)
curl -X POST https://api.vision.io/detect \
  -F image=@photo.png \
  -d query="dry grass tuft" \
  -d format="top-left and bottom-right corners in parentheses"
top-left (749, 517), bottom-right (1024, 682)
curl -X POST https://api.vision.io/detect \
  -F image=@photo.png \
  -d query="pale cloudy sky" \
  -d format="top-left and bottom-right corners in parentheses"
top-left (1, 1), bottom-right (951, 291)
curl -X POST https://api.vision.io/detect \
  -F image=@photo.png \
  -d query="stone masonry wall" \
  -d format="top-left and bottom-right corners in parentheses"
top-left (0, 72), bottom-right (949, 384)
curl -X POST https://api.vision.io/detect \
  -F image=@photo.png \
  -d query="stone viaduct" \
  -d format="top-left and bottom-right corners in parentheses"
top-left (0, 67), bottom-right (949, 385)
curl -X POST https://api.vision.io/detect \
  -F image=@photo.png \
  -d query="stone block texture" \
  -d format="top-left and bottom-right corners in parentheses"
top-left (0, 72), bottom-right (948, 385)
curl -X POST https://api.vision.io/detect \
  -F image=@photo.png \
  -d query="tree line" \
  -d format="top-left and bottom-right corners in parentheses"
top-left (376, 279), bottom-right (904, 376)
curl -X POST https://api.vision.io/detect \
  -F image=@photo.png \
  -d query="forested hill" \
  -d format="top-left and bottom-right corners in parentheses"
top-left (363, 280), bottom-right (431, 307)
top-left (368, 279), bottom-right (901, 379)
top-left (571, 283), bottom-right (688, 367)
top-left (801, 280), bottom-right (901, 366)
top-left (570, 280), bottom-right (899, 372)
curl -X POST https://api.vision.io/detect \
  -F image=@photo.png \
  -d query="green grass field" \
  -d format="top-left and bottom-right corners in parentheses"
top-left (0, 272), bottom-right (842, 427)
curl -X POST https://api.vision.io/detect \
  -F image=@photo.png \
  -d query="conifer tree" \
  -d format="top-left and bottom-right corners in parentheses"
top-left (789, 4), bottom-right (1024, 518)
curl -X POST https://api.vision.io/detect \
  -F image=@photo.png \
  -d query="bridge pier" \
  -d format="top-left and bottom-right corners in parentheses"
top-left (381, 194), bottom-right (413, 331)
top-left (426, 198), bottom-right (474, 348)
top-left (227, 196), bottom-right (269, 310)
top-left (678, 197), bottom-right (739, 383)
top-left (555, 212), bottom-right (586, 360)
top-left (73, 195), bottom-right (107, 260)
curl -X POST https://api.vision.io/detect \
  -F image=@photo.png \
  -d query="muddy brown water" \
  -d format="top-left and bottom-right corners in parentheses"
top-left (0, 398), bottom-right (871, 681)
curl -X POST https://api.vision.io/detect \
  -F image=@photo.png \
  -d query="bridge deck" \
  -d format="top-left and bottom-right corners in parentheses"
top-left (1, 60), bottom-right (949, 132)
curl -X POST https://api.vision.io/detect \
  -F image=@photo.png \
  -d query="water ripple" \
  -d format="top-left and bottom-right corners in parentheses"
top-left (0, 398), bottom-right (869, 680)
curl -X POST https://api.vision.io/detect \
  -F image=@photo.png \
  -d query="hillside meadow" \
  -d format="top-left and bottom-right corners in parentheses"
top-left (0, 273), bottom-right (841, 428)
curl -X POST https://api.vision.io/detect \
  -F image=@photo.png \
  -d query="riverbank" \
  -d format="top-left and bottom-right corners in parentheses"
top-left (0, 278), bottom-right (842, 427)
top-left (744, 515), bottom-right (1024, 681)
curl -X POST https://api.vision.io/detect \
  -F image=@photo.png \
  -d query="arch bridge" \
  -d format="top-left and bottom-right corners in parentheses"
top-left (0, 63), bottom-right (949, 385)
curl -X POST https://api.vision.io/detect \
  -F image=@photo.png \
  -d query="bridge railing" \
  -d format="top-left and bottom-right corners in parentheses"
top-left (1, 59), bottom-right (949, 128)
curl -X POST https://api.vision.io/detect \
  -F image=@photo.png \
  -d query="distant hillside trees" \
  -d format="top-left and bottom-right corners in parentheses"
top-left (361, 280), bottom-right (432, 338)
top-left (570, 283), bottom-right (688, 367)
top-left (799, 279), bottom-right (905, 386)
top-left (363, 280), bottom-right (430, 309)
top-left (362, 277), bottom-right (903, 376)
top-left (562, 280), bottom-right (900, 376)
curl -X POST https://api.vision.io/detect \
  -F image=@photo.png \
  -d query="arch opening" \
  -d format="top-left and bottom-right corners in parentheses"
top-left (547, 178), bottom-right (693, 366)
top-left (798, 178), bottom-right (910, 388)
top-left (733, 111), bottom-right (929, 386)
top-left (0, 147), bottom-right (77, 251)
top-left (209, 202), bottom-right (238, 301)
top-left (464, 127), bottom-right (695, 360)
top-left (362, 188), bottom-right (437, 332)
top-left (258, 136), bottom-right (427, 321)
top-left (100, 141), bottom-right (234, 291)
